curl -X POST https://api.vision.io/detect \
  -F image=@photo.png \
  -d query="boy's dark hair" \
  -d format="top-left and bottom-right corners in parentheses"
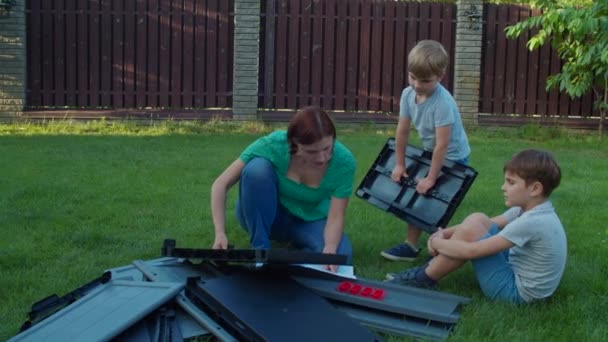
top-left (504, 149), bottom-right (561, 197)
top-left (287, 106), bottom-right (336, 155)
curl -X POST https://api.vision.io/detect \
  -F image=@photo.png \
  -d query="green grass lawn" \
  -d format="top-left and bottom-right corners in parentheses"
top-left (1, 120), bottom-right (607, 341)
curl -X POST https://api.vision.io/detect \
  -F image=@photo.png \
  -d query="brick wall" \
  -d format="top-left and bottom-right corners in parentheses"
top-left (0, 0), bottom-right (26, 119)
top-left (232, 0), bottom-right (260, 120)
top-left (453, 0), bottom-right (483, 126)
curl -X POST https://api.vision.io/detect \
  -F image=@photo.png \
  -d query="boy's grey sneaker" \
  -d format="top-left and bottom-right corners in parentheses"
top-left (380, 242), bottom-right (420, 261)
top-left (385, 258), bottom-right (433, 280)
top-left (385, 266), bottom-right (436, 289)
top-left (385, 266), bottom-right (421, 281)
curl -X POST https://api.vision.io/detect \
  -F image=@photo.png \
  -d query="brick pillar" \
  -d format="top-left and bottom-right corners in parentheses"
top-left (232, 0), bottom-right (260, 120)
top-left (453, 0), bottom-right (483, 126)
top-left (0, 0), bottom-right (26, 119)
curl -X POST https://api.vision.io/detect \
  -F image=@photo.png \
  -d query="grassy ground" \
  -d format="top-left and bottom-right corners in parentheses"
top-left (1, 120), bottom-right (607, 341)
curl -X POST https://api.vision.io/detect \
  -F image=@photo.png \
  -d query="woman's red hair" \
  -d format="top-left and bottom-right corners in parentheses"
top-left (287, 106), bottom-right (336, 154)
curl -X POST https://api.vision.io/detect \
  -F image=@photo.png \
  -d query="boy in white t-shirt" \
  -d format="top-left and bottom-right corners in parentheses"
top-left (387, 149), bottom-right (567, 303)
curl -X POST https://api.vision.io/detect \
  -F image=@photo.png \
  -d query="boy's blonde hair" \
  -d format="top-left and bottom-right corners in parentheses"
top-left (407, 40), bottom-right (449, 79)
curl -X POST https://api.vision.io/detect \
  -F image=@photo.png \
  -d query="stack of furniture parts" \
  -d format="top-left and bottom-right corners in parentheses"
top-left (9, 240), bottom-right (470, 341)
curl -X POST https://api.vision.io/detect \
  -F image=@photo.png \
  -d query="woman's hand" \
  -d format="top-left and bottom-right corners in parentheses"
top-left (322, 246), bottom-right (339, 272)
top-left (212, 233), bottom-right (229, 250)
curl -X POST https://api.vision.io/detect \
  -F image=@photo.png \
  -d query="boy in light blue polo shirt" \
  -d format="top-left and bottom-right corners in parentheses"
top-left (382, 40), bottom-right (471, 262)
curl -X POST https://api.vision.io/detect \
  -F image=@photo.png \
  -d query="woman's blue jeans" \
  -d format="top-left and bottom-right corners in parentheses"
top-left (235, 158), bottom-right (352, 262)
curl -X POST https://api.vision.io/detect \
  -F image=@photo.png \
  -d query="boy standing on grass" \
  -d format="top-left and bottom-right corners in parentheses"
top-left (387, 149), bottom-right (567, 304)
top-left (381, 40), bottom-right (471, 261)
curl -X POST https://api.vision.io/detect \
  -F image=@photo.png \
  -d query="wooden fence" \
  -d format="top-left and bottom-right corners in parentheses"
top-left (480, 3), bottom-right (597, 119)
top-left (259, 0), bottom-right (455, 114)
top-left (23, 0), bottom-right (600, 124)
top-left (26, 0), bottom-right (233, 113)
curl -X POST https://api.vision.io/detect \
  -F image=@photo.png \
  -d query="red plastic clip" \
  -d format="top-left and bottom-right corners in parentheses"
top-left (336, 281), bottom-right (385, 300)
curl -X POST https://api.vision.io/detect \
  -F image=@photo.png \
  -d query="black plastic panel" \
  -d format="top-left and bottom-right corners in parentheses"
top-left (356, 139), bottom-right (478, 233)
top-left (185, 271), bottom-right (383, 342)
top-left (161, 239), bottom-right (348, 265)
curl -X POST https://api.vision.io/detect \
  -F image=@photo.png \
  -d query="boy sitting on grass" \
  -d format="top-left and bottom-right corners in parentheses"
top-left (386, 149), bottom-right (567, 304)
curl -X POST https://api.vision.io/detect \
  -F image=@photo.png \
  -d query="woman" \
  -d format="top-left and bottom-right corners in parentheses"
top-left (210, 106), bottom-right (356, 271)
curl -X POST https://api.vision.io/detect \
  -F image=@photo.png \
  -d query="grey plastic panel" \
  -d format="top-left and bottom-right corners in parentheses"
top-left (9, 280), bottom-right (183, 342)
top-left (176, 309), bottom-right (211, 339)
top-left (132, 259), bottom-right (205, 283)
top-left (333, 301), bottom-right (451, 341)
top-left (104, 257), bottom-right (180, 281)
top-left (292, 274), bottom-right (470, 324)
top-left (116, 307), bottom-right (185, 342)
top-left (132, 259), bottom-right (237, 342)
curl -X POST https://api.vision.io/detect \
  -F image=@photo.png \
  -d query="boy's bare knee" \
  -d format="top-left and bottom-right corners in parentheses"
top-left (464, 212), bottom-right (491, 226)
top-left (453, 213), bottom-right (492, 241)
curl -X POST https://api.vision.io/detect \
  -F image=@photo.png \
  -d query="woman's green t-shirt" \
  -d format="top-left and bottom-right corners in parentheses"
top-left (239, 130), bottom-right (356, 221)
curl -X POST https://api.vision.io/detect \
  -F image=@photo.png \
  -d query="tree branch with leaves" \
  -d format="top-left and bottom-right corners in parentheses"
top-left (505, 0), bottom-right (607, 136)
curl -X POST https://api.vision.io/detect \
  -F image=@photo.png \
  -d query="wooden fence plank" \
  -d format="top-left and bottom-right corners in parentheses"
top-left (405, 2), bottom-right (418, 70)
top-left (263, 0), bottom-right (276, 108)
top-left (579, 89), bottom-right (594, 117)
top-left (493, 5), bottom-right (509, 113)
top-left (345, 1), bottom-right (359, 110)
top-left (480, 4), bottom-right (496, 113)
top-left (299, 0), bottom-right (312, 106)
top-left (88, 0), bottom-right (100, 107)
top-left (357, 1), bottom-right (371, 110)
top-left (76, 0), bottom-right (89, 106)
top-left (53, 0), bottom-right (66, 106)
top-left (218, 0), bottom-right (232, 107)
top-left (99, 0), bottom-right (112, 106)
top-left (27, 0), bottom-right (42, 106)
top-left (322, 0), bottom-right (336, 109)
top-left (442, 3), bottom-right (454, 89)
top-left (502, 5), bottom-right (519, 114)
top-left (158, 0), bottom-right (171, 107)
top-left (514, 7), bottom-right (530, 115)
top-left (112, 0), bottom-right (124, 108)
top-left (418, 2), bottom-right (429, 41)
top-left (135, 0), bottom-right (148, 108)
top-left (392, 3), bottom-right (407, 112)
top-left (381, 0), bottom-right (396, 112)
top-left (171, 0), bottom-right (183, 108)
top-left (333, 0), bottom-right (347, 110)
top-left (430, 2), bottom-right (441, 42)
top-left (182, 0), bottom-right (195, 108)
top-left (193, 0), bottom-right (206, 108)
top-left (368, 1), bottom-right (383, 111)
top-left (274, 0), bottom-right (288, 108)
top-left (547, 48), bottom-right (560, 115)
top-left (40, 0), bottom-right (53, 106)
top-left (287, 0), bottom-right (301, 108)
top-left (122, 0), bottom-right (135, 108)
top-left (536, 35), bottom-right (551, 115)
top-left (205, 0), bottom-right (218, 107)
top-left (64, 0), bottom-right (77, 105)
top-left (310, 0), bottom-right (324, 106)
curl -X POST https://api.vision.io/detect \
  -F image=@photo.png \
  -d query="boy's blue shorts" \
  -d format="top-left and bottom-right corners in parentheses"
top-left (471, 224), bottom-right (525, 304)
